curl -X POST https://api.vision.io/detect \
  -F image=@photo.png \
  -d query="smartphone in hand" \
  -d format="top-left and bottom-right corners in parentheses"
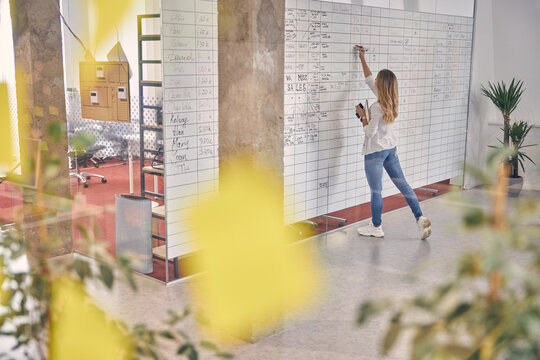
top-left (355, 102), bottom-right (364, 119)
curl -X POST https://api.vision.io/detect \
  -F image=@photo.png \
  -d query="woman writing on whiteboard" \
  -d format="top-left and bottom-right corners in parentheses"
top-left (354, 45), bottom-right (432, 240)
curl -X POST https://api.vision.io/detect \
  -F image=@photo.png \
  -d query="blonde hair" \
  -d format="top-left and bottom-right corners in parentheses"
top-left (375, 69), bottom-right (399, 124)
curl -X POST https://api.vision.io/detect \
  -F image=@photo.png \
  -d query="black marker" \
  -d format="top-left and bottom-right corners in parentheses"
top-left (354, 45), bottom-right (368, 52)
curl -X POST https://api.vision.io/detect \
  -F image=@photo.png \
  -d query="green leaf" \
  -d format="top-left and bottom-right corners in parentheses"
top-left (410, 325), bottom-right (436, 359)
top-left (178, 344), bottom-right (192, 355)
top-left (382, 318), bottom-right (402, 355)
top-left (481, 78), bottom-right (524, 117)
top-left (176, 329), bottom-right (190, 341)
top-left (189, 349), bottom-right (199, 360)
top-left (70, 132), bottom-right (97, 157)
top-left (458, 252), bottom-right (483, 277)
top-left (216, 352), bottom-right (234, 359)
top-left (125, 271), bottom-right (137, 291)
top-left (463, 208), bottom-right (487, 228)
top-left (357, 301), bottom-right (384, 324)
top-left (447, 303), bottom-right (472, 322)
top-left (149, 349), bottom-right (159, 360)
top-left (73, 258), bottom-right (91, 281)
top-left (166, 310), bottom-right (181, 326)
top-left (178, 343), bottom-right (198, 360)
top-left (47, 122), bottom-right (65, 143)
top-left (200, 340), bottom-right (219, 351)
top-left (158, 330), bottom-right (175, 340)
top-left (99, 263), bottom-right (114, 289)
top-left (76, 224), bottom-right (91, 241)
top-left (444, 344), bottom-right (473, 358)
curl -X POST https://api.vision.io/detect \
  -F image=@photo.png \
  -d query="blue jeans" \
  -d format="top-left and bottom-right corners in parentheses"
top-left (364, 147), bottom-right (422, 227)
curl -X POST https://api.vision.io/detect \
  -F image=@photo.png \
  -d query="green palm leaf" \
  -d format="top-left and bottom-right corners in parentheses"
top-left (481, 78), bottom-right (525, 116)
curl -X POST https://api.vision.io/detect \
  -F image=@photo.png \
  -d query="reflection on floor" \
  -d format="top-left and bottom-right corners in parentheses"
top-left (289, 180), bottom-right (456, 240)
top-left (70, 159), bottom-right (176, 282)
top-left (89, 188), bottom-right (534, 359)
top-left (3, 160), bottom-right (456, 284)
top-left (0, 182), bottom-right (22, 225)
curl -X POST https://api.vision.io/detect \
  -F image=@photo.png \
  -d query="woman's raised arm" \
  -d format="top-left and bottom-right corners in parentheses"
top-left (355, 45), bottom-right (372, 78)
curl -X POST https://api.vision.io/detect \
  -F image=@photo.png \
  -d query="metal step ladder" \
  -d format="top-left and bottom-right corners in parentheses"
top-left (137, 14), bottom-right (178, 279)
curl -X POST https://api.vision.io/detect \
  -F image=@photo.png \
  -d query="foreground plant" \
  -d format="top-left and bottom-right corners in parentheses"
top-left (357, 148), bottom-right (540, 359)
top-left (0, 122), bottom-right (232, 359)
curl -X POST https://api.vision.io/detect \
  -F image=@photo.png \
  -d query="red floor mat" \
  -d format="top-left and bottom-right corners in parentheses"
top-left (6, 160), bottom-right (455, 283)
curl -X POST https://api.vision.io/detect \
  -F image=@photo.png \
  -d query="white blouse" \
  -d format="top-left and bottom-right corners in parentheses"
top-left (361, 74), bottom-right (397, 155)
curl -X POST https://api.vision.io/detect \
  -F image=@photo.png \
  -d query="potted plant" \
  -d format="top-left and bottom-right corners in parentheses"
top-left (481, 78), bottom-right (524, 147)
top-left (481, 78), bottom-right (530, 194)
top-left (507, 120), bottom-right (536, 195)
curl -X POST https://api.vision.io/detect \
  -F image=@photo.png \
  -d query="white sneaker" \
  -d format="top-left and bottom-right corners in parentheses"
top-left (417, 216), bottom-right (432, 240)
top-left (357, 221), bottom-right (384, 238)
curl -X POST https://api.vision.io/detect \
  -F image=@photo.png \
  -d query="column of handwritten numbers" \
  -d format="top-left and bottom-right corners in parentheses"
top-left (443, 16), bottom-right (457, 179)
top-left (343, 3), bottom-right (358, 210)
top-left (449, 17), bottom-right (461, 179)
top-left (194, 0), bottom-right (216, 195)
top-left (453, 17), bottom-right (473, 178)
top-left (412, 12), bottom-right (424, 186)
top-left (317, 0), bottom-right (332, 218)
top-left (406, 12), bottom-right (421, 187)
top-left (457, 17), bottom-right (470, 178)
top-left (409, 11), bottom-right (423, 186)
top-left (399, 9), bottom-right (411, 186)
top-left (400, 11), bottom-right (415, 183)
top-left (325, 2), bottom-right (349, 213)
top-left (212, 0), bottom-right (218, 189)
top-left (303, 0), bottom-right (321, 220)
top-left (384, 8), bottom-right (405, 196)
top-left (427, 14), bottom-right (444, 181)
top-left (350, 4), bottom-right (363, 206)
top-left (445, 15), bottom-right (461, 179)
top-left (439, 14), bottom-right (454, 180)
top-left (162, 1), bottom-right (196, 180)
top-left (161, 0), bottom-right (197, 258)
top-left (416, 11), bottom-right (431, 187)
top-left (424, 13), bottom-right (436, 183)
top-left (292, 0), bottom-right (310, 222)
top-left (284, 1), bottom-right (297, 223)
top-left (356, 6), bottom-right (379, 206)
top-left (451, 16), bottom-right (470, 179)
top-left (439, 15), bottom-right (451, 178)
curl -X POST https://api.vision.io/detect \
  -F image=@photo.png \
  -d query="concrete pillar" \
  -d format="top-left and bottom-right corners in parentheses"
top-left (218, 0), bottom-right (285, 185)
top-left (218, 0), bottom-right (285, 342)
top-left (10, 0), bottom-right (72, 258)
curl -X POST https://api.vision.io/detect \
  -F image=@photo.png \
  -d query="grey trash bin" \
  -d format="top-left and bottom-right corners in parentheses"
top-left (115, 195), bottom-right (153, 274)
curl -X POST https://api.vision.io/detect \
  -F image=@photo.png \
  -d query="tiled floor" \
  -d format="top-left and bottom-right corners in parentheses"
top-left (4, 188), bottom-right (536, 359)
top-left (88, 188), bottom-right (534, 360)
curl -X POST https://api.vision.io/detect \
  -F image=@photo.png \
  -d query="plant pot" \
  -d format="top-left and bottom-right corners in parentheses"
top-left (507, 176), bottom-right (523, 197)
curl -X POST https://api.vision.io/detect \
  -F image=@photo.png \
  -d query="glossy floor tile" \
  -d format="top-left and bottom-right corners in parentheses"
top-left (86, 188), bottom-right (538, 360)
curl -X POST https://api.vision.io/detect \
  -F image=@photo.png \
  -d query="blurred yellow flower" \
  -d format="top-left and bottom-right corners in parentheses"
top-left (0, 83), bottom-right (14, 170)
top-left (89, 0), bottom-right (134, 51)
top-left (188, 158), bottom-right (322, 340)
top-left (49, 278), bottom-right (134, 360)
top-left (0, 259), bottom-right (7, 307)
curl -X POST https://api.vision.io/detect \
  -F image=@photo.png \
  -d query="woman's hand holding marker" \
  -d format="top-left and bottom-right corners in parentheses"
top-left (355, 45), bottom-right (367, 58)
top-left (356, 45), bottom-right (372, 78)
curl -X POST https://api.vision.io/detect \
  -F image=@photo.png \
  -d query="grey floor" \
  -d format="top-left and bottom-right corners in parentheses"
top-left (85, 189), bottom-right (538, 359)
top-left (1, 188), bottom-right (537, 359)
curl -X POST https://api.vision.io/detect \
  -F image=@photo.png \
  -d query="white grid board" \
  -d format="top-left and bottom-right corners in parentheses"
top-left (162, 0), bottom-right (219, 260)
top-left (284, 0), bottom-right (473, 224)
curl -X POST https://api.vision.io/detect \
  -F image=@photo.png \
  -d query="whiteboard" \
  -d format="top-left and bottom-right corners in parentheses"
top-left (283, 0), bottom-right (473, 223)
top-left (162, 0), bottom-right (218, 259)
